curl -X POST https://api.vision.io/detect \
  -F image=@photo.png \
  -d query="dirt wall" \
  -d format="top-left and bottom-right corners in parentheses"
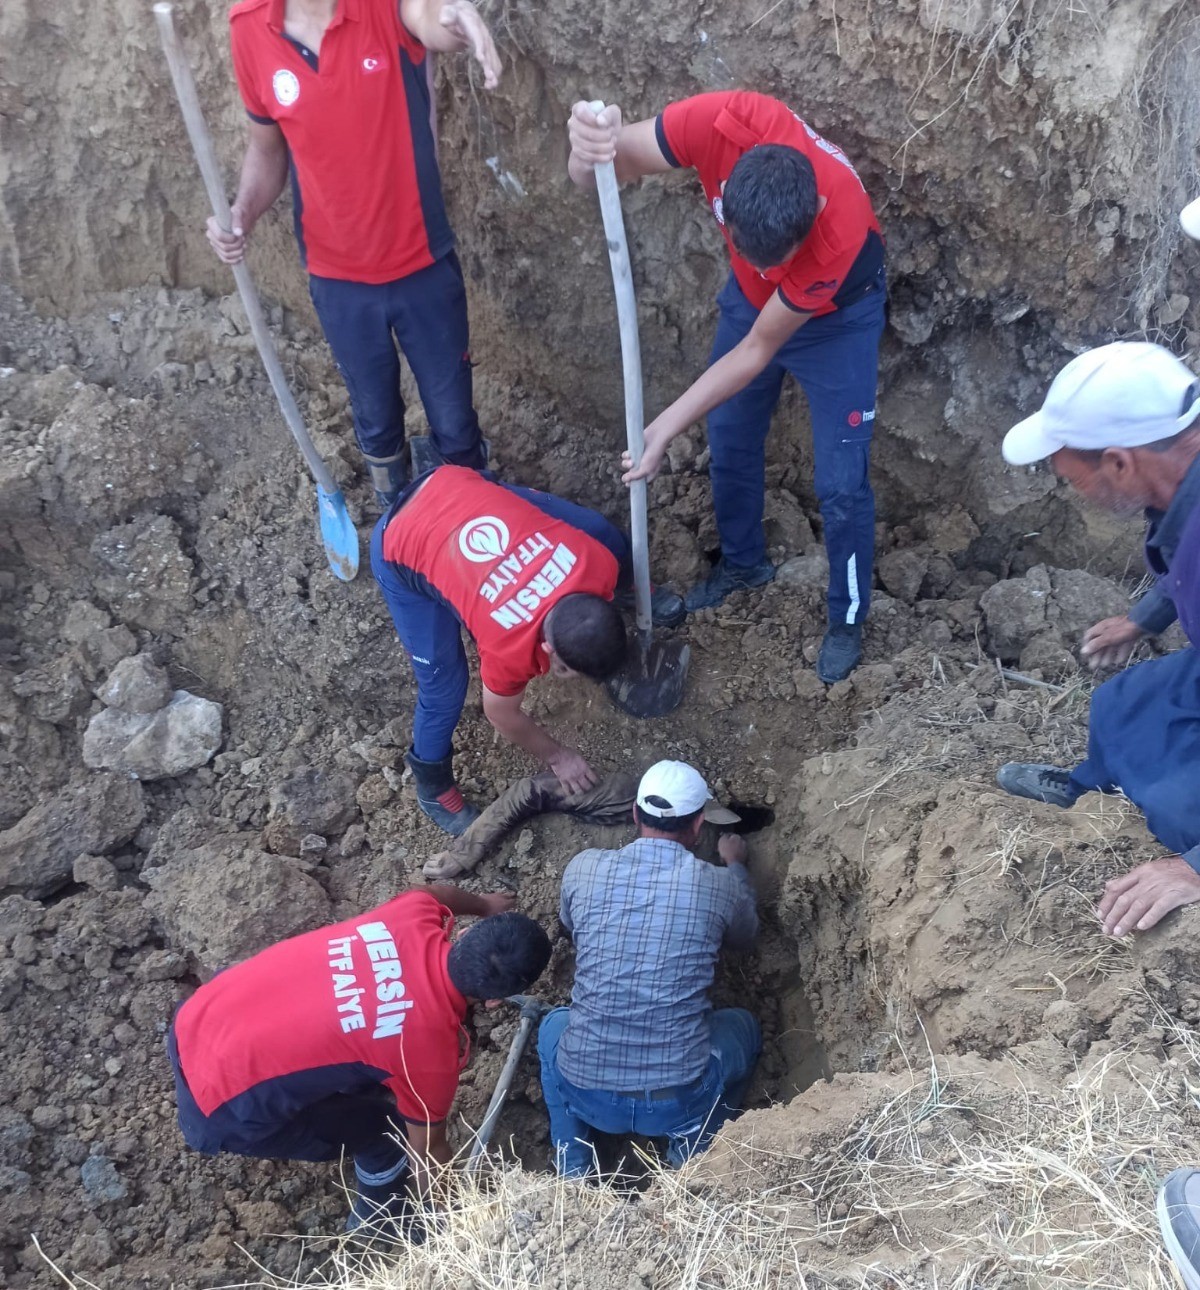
top-left (3, 0), bottom-right (1199, 542)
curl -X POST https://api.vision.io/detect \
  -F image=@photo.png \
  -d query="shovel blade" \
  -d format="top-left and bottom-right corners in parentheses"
top-left (317, 487), bottom-right (360, 582)
top-left (606, 637), bottom-right (691, 718)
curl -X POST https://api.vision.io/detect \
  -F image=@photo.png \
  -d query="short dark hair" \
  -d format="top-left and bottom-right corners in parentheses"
top-left (545, 594), bottom-right (628, 680)
top-left (446, 912), bottom-right (551, 1000)
top-left (634, 802), bottom-right (704, 836)
top-left (723, 144), bottom-right (818, 269)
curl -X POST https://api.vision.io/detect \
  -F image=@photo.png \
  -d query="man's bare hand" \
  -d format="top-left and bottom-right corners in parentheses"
top-left (1080, 615), bottom-right (1145, 670)
top-left (568, 100), bottom-right (622, 169)
top-left (1098, 855), bottom-right (1200, 936)
top-left (718, 834), bottom-right (748, 866)
top-left (548, 747), bottom-right (598, 795)
top-left (206, 204), bottom-right (250, 265)
top-left (479, 891), bottom-right (517, 917)
top-left (438, 2), bottom-right (500, 88)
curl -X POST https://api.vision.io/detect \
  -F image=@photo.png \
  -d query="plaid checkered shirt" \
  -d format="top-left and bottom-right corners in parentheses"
top-left (554, 836), bottom-right (758, 1091)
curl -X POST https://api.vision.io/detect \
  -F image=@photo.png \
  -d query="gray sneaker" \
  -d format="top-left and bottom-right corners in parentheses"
top-left (1159, 1169), bottom-right (1200, 1290)
top-left (995, 763), bottom-right (1080, 809)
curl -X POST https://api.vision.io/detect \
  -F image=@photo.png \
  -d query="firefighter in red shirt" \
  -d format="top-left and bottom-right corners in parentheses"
top-left (208, 0), bottom-right (498, 503)
top-left (568, 92), bottom-right (887, 683)
top-left (169, 885), bottom-right (551, 1236)
top-left (370, 466), bottom-right (683, 834)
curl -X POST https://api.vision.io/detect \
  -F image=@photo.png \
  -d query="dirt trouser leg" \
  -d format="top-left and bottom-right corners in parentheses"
top-left (308, 255), bottom-right (485, 471)
top-left (369, 516), bottom-right (469, 763)
top-left (776, 282), bottom-right (886, 627)
top-left (1068, 648), bottom-right (1200, 858)
top-left (705, 275), bottom-right (787, 570)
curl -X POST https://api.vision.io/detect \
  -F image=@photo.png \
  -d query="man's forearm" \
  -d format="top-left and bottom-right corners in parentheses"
top-left (488, 707), bottom-right (563, 765)
top-left (233, 138), bottom-right (289, 229)
top-left (652, 335), bottom-right (781, 445)
top-left (423, 883), bottom-right (495, 918)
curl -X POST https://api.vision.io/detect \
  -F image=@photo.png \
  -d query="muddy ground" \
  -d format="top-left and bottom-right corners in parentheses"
top-left (4, 0), bottom-right (1200, 1284)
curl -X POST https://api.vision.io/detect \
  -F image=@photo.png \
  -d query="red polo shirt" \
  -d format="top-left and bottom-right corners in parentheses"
top-left (382, 467), bottom-right (621, 697)
top-left (656, 91), bottom-right (883, 316)
top-left (229, 0), bottom-right (452, 282)
top-left (174, 891), bottom-right (468, 1126)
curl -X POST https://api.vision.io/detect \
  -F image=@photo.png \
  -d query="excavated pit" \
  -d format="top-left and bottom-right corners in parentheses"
top-left (3, 0), bottom-right (1200, 1283)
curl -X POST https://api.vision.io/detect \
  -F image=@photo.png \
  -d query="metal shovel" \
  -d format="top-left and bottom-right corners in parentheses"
top-left (589, 111), bottom-right (690, 718)
top-left (465, 994), bottom-right (548, 1174)
top-left (153, 4), bottom-right (359, 582)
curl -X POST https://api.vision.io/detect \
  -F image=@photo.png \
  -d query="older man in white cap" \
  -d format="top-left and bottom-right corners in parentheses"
top-left (537, 760), bottom-right (760, 1176)
top-left (996, 340), bottom-right (1200, 937)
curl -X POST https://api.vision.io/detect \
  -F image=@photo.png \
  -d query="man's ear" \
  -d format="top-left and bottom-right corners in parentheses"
top-left (540, 639), bottom-right (552, 658)
top-left (1100, 446), bottom-right (1135, 478)
top-left (484, 998), bottom-right (504, 1010)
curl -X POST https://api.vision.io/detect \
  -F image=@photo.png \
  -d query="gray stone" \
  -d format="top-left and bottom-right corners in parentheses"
top-left (82, 690), bottom-right (223, 781)
top-left (0, 775), bottom-right (145, 899)
top-left (90, 515), bottom-right (194, 634)
top-left (80, 1154), bottom-right (127, 1203)
top-left (72, 853), bottom-right (120, 891)
top-left (980, 565), bottom-right (1052, 658)
top-left (876, 548), bottom-right (929, 604)
top-left (144, 838), bottom-right (330, 975)
top-left (775, 551), bottom-right (830, 590)
top-left (263, 766), bottom-right (359, 856)
top-left (96, 654), bottom-right (172, 714)
top-left (1018, 633), bottom-right (1077, 679)
top-left (1046, 567), bottom-right (1131, 641)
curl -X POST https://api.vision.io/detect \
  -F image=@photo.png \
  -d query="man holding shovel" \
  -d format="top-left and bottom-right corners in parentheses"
top-left (168, 885), bottom-right (551, 1237)
top-left (996, 342), bottom-right (1200, 937)
top-left (371, 466), bottom-right (684, 834)
top-left (567, 92), bottom-right (886, 682)
top-left (208, 0), bottom-right (498, 505)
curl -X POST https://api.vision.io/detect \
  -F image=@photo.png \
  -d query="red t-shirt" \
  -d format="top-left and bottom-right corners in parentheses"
top-left (382, 467), bottom-right (621, 697)
top-left (229, 0), bottom-right (452, 282)
top-left (174, 891), bottom-right (468, 1125)
top-left (657, 91), bottom-right (883, 316)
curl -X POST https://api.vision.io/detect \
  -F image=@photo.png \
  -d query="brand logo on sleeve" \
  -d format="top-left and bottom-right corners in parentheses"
top-left (459, 516), bottom-right (511, 563)
top-left (362, 54), bottom-right (388, 73)
top-left (847, 408), bottom-right (875, 427)
top-left (272, 69), bottom-right (300, 106)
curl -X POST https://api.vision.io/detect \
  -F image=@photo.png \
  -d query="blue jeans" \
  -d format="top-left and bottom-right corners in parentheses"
top-left (370, 480), bottom-right (629, 762)
top-left (309, 252), bottom-right (485, 467)
top-left (706, 272), bottom-right (886, 625)
top-left (1069, 647), bottom-right (1200, 861)
top-left (537, 1006), bottom-right (762, 1177)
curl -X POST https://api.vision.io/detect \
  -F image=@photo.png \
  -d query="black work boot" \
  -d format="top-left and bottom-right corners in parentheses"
top-left (684, 557), bottom-right (776, 612)
top-left (612, 583), bottom-right (687, 628)
top-left (995, 763), bottom-right (1080, 809)
top-left (364, 451), bottom-right (409, 509)
top-left (817, 623), bottom-right (863, 684)
top-left (405, 749), bottom-right (480, 836)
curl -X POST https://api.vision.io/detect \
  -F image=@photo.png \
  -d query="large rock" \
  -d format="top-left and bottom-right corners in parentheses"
top-left (876, 548), bottom-right (929, 605)
top-left (0, 775), bottom-right (145, 898)
top-left (82, 691), bottom-right (222, 780)
top-left (1045, 567), bottom-right (1131, 639)
top-left (90, 515), bottom-right (195, 635)
top-left (96, 654), bottom-right (172, 714)
top-left (262, 766), bottom-right (360, 856)
top-left (980, 565), bottom-right (1052, 658)
top-left (143, 839), bottom-right (331, 975)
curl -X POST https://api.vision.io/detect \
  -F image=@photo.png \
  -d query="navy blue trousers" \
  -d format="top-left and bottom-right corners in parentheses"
top-left (309, 251), bottom-right (485, 467)
top-left (371, 482), bottom-right (629, 762)
top-left (167, 1027), bottom-right (406, 1178)
top-left (706, 273), bottom-right (886, 625)
top-left (1069, 647), bottom-right (1200, 863)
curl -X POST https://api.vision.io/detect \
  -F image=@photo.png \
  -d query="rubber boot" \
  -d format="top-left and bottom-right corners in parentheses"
top-left (363, 451), bottom-right (409, 509)
top-left (405, 749), bottom-right (480, 836)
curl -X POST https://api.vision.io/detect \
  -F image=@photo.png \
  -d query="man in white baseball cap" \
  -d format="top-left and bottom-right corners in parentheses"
top-left (537, 760), bottom-right (760, 1176)
top-left (997, 341), bottom-right (1200, 938)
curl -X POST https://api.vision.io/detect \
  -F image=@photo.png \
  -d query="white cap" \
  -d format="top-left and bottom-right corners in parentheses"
top-left (1182, 196), bottom-right (1200, 242)
top-left (1002, 342), bottom-right (1200, 466)
top-left (636, 760), bottom-right (740, 826)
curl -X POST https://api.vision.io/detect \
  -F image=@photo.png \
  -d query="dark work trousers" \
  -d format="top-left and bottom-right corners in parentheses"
top-left (308, 251), bottom-right (485, 468)
top-left (370, 482), bottom-right (629, 763)
top-left (705, 272), bottom-right (886, 626)
top-left (167, 1027), bottom-right (407, 1180)
top-left (1068, 647), bottom-right (1200, 862)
